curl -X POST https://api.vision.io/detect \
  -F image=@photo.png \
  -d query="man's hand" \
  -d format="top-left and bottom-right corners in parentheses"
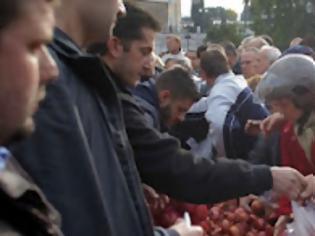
top-left (245, 120), bottom-right (262, 136)
top-left (300, 174), bottom-right (315, 203)
top-left (271, 167), bottom-right (307, 200)
top-left (169, 219), bottom-right (204, 236)
top-left (260, 113), bottom-right (285, 136)
top-left (273, 215), bottom-right (292, 236)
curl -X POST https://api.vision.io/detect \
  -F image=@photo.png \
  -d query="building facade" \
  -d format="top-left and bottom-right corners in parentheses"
top-left (133, 0), bottom-right (182, 33)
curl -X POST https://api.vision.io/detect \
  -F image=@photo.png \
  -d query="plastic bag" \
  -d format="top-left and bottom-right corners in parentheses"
top-left (285, 201), bottom-right (315, 236)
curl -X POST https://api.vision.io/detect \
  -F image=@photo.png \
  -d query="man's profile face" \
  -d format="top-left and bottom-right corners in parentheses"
top-left (160, 97), bottom-right (193, 127)
top-left (116, 28), bottom-right (155, 86)
top-left (240, 51), bottom-right (259, 79)
top-left (256, 51), bottom-right (270, 75)
top-left (0, 0), bottom-right (57, 143)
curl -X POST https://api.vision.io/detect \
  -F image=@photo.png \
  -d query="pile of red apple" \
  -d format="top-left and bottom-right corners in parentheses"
top-left (148, 197), bottom-right (278, 236)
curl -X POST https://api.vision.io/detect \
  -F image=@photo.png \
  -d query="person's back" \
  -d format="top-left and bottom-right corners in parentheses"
top-left (187, 49), bottom-right (269, 160)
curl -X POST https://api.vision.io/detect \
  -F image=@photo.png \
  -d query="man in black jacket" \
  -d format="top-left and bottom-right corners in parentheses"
top-left (102, 4), bottom-right (311, 204)
top-left (0, 0), bottom-right (62, 235)
top-left (12, 1), bottom-right (163, 236)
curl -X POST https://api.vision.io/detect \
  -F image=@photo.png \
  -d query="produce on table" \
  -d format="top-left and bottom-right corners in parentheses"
top-left (146, 192), bottom-right (278, 236)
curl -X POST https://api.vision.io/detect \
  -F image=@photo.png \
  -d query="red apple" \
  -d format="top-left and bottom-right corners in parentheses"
top-left (235, 208), bottom-right (249, 222)
top-left (199, 220), bottom-right (211, 235)
top-left (225, 212), bottom-right (236, 222)
top-left (265, 225), bottom-right (274, 236)
top-left (251, 200), bottom-right (265, 216)
top-left (191, 205), bottom-right (209, 224)
top-left (209, 206), bottom-right (221, 221)
top-left (221, 219), bottom-right (231, 232)
top-left (253, 218), bottom-right (265, 231)
top-left (229, 225), bottom-right (241, 236)
top-left (158, 207), bottom-right (180, 227)
top-left (257, 231), bottom-right (267, 236)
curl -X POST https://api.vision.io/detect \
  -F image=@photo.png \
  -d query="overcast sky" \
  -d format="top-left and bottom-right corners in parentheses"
top-left (181, 0), bottom-right (244, 16)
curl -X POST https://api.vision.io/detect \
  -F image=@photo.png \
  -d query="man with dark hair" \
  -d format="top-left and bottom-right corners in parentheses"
top-left (0, 0), bottom-right (62, 234)
top-left (12, 1), bottom-right (163, 236)
top-left (133, 66), bottom-right (199, 131)
top-left (221, 41), bottom-right (242, 75)
top-left (102, 4), bottom-right (312, 231)
top-left (187, 47), bottom-right (269, 161)
top-left (199, 49), bottom-right (230, 78)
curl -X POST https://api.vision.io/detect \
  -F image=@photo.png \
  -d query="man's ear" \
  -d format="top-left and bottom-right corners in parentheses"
top-left (159, 90), bottom-right (171, 107)
top-left (107, 37), bottom-right (124, 58)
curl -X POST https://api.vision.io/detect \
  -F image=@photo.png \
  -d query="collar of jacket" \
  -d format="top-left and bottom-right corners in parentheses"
top-left (50, 28), bottom-right (119, 96)
top-left (105, 65), bottom-right (135, 95)
top-left (51, 28), bottom-right (83, 58)
top-left (133, 79), bottom-right (160, 111)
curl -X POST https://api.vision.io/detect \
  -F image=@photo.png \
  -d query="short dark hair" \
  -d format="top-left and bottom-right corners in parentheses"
top-left (200, 48), bottom-right (230, 78)
top-left (0, 0), bottom-right (56, 32)
top-left (196, 45), bottom-right (207, 58)
top-left (113, 3), bottom-right (161, 51)
top-left (156, 66), bottom-right (199, 101)
top-left (221, 41), bottom-right (237, 57)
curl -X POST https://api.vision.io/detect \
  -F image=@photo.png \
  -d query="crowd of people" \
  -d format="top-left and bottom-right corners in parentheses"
top-left (0, 0), bottom-right (314, 235)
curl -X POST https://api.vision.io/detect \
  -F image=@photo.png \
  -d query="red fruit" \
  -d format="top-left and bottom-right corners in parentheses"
top-left (248, 213), bottom-right (258, 224)
top-left (209, 206), bottom-right (221, 221)
top-left (212, 225), bottom-right (223, 236)
top-left (226, 212), bottom-right (236, 222)
top-left (191, 205), bottom-right (209, 224)
top-left (251, 200), bottom-right (265, 216)
top-left (265, 225), bottom-right (274, 236)
top-left (257, 231), bottom-right (267, 236)
top-left (235, 208), bottom-right (249, 222)
top-left (182, 203), bottom-right (197, 213)
top-left (221, 219), bottom-right (231, 232)
top-left (266, 212), bottom-right (279, 226)
top-left (253, 218), bottom-right (265, 231)
top-left (199, 221), bottom-right (211, 234)
top-left (235, 222), bottom-right (248, 235)
top-left (158, 207), bottom-right (180, 227)
top-left (229, 225), bottom-right (241, 236)
top-left (246, 232), bottom-right (255, 236)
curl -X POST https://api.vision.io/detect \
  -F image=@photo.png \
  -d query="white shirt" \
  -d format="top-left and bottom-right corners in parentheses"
top-left (161, 51), bottom-right (191, 65)
top-left (188, 72), bottom-right (248, 159)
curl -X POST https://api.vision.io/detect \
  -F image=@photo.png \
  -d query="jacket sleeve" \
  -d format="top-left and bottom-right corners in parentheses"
top-left (120, 97), bottom-right (273, 204)
top-left (154, 227), bottom-right (179, 236)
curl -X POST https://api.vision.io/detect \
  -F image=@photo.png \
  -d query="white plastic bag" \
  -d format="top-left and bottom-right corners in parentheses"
top-left (286, 201), bottom-right (315, 236)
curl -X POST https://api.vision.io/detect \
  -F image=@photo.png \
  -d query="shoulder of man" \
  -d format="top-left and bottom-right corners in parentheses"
top-left (0, 148), bottom-right (62, 235)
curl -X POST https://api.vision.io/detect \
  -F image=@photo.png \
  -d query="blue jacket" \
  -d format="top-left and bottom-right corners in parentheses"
top-left (11, 29), bottom-right (154, 236)
top-left (132, 79), bottom-right (161, 130)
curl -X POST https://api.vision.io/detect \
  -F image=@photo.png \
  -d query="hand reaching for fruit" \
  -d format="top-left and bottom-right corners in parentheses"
top-left (271, 167), bottom-right (307, 201)
top-left (273, 215), bottom-right (292, 236)
top-left (260, 112), bottom-right (285, 137)
top-left (299, 174), bottom-right (315, 204)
